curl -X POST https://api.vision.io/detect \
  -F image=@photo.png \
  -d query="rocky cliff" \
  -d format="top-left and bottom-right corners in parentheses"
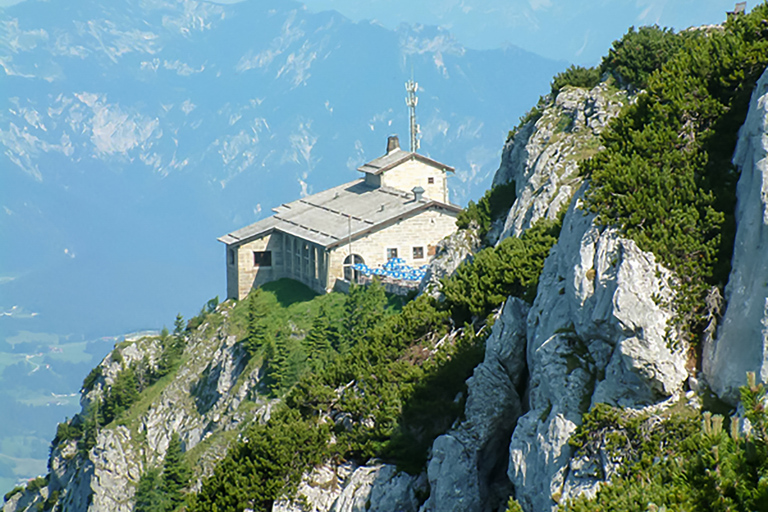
top-left (3, 305), bottom-right (268, 512)
top-left (703, 67), bottom-right (768, 405)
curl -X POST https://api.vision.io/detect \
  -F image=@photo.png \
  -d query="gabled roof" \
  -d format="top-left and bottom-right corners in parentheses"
top-left (218, 179), bottom-right (461, 249)
top-left (356, 148), bottom-right (455, 175)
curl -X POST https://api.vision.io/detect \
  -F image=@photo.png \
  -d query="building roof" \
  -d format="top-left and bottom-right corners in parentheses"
top-left (218, 179), bottom-right (461, 249)
top-left (356, 148), bottom-right (455, 175)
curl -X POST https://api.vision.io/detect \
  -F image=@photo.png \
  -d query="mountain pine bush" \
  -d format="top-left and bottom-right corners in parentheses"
top-left (584, 3), bottom-right (768, 342)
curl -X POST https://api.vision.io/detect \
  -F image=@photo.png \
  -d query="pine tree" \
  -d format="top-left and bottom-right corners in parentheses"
top-left (246, 290), bottom-right (271, 355)
top-left (134, 468), bottom-right (165, 512)
top-left (173, 313), bottom-right (184, 336)
top-left (339, 280), bottom-right (387, 352)
top-left (161, 433), bottom-right (191, 511)
top-left (304, 304), bottom-right (335, 370)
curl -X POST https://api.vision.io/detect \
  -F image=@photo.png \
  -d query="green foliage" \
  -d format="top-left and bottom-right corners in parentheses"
top-left (78, 402), bottom-right (99, 454)
top-left (186, 295), bottom-right (220, 332)
top-left (551, 64), bottom-right (601, 95)
top-left (244, 289), bottom-right (278, 356)
top-left (505, 497), bottom-right (524, 512)
top-left (584, 5), bottom-right (768, 343)
top-left (52, 418), bottom-right (83, 447)
top-left (599, 25), bottom-right (684, 89)
top-left (303, 303), bottom-right (339, 372)
top-left (25, 476), bottom-right (47, 494)
top-left (173, 314), bottom-right (184, 336)
top-left (383, 324), bottom-right (487, 473)
top-left (456, 180), bottom-right (517, 242)
top-left (4, 486), bottom-right (23, 502)
top-left (564, 375), bottom-right (768, 512)
top-left (81, 365), bottom-right (102, 393)
top-left (42, 490), bottom-right (59, 511)
top-left (338, 281), bottom-right (387, 353)
top-left (134, 433), bottom-right (192, 512)
top-left (189, 409), bottom-right (329, 512)
top-left (99, 365), bottom-right (139, 425)
top-left (134, 468), bottom-right (165, 512)
top-left (444, 217), bottom-right (562, 323)
top-left (162, 433), bottom-right (192, 510)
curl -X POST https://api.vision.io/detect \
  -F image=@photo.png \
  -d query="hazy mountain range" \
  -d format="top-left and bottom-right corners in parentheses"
top-left (0, 0), bottom-right (564, 488)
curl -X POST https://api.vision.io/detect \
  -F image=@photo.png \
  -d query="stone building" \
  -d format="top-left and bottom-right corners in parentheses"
top-left (218, 136), bottom-right (461, 299)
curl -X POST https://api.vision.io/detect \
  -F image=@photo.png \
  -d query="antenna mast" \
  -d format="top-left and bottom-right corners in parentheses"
top-left (405, 79), bottom-right (420, 152)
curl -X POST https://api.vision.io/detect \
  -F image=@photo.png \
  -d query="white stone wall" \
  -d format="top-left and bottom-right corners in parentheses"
top-left (327, 207), bottom-right (458, 290)
top-left (380, 158), bottom-right (449, 203)
top-left (230, 232), bottom-right (284, 300)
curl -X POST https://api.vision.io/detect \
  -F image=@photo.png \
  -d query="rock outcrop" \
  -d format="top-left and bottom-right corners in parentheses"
top-left (419, 228), bottom-right (481, 298)
top-left (419, 299), bottom-right (528, 512)
top-left (3, 304), bottom-right (268, 512)
top-left (507, 188), bottom-right (689, 511)
top-left (703, 66), bottom-right (768, 404)
top-left (273, 462), bottom-right (427, 512)
top-left (493, 83), bottom-right (629, 242)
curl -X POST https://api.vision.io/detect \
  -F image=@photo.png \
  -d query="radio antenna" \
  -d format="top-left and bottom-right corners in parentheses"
top-left (405, 73), bottom-right (420, 153)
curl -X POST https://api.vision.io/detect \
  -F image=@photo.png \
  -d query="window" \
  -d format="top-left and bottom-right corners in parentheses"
top-left (253, 251), bottom-right (272, 267)
top-left (343, 254), bottom-right (365, 283)
top-left (228, 248), bottom-right (236, 265)
top-left (386, 248), bottom-right (398, 260)
top-left (428, 177), bottom-right (434, 184)
top-left (428, 245), bottom-right (437, 256)
top-left (413, 246), bottom-right (424, 259)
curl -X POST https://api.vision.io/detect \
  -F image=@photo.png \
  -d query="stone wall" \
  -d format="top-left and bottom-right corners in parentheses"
top-left (328, 206), bottom-right (458, 290)
top-left (380, 158), bottom-right (450, 203)
top-left (230, 231), bottom-right (284, 299)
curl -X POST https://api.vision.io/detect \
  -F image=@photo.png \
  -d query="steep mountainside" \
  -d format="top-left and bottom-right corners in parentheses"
top-left (4, 6), bottom-right (768, 512)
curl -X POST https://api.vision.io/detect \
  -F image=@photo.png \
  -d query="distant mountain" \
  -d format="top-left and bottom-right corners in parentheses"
top-left (0, 0), bottom-right (563, 487)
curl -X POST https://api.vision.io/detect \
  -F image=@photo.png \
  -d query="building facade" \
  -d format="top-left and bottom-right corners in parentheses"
top-left (218, 136), bottom-right (461, 299)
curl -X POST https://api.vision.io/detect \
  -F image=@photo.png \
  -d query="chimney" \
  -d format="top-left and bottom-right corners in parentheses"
top-left (387, 135), bottom-right (400, 153)
top-left (412, 186), bottom-right (425, 202)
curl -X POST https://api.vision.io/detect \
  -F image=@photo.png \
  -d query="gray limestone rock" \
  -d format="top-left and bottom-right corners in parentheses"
top-left (703, 66), bottom-right (768, 405)
top-left (419, 228), bottom-right (481, 297)
top-left (419, 298), bottom-right (528, 512)
top-left (493, 84), bottom-right (629, 243)
top-left (507, 189), bottom-right (689, 512)
top-left (273, 463), bottom-right (426, 512)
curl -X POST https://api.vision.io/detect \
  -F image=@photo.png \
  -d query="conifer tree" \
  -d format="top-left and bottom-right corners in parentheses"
top-left (161, 433), bottom-right (191, 511)
top-left (173, 314), bottom-right (184, 336)
top-left (339, 280), bottom-right (387, 352)
top-left (246, 290), bottom-right (271, 355)
top-left (304, 304), bottom-right (335, 370)
top-left (134, 468), bottom-right (165, 512)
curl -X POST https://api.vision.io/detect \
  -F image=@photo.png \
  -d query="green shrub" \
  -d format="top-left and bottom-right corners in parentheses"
top-left (456, 180), bottom-right (517, 242)
top-left (551, 65), bottom-right (601, 95)
top-left (599, 25), bottom-right (684, 89)
top-left (52, 420), bottom-right (83, 447)
top-left (25, 476), bottom-right (47, 494)
top-left (42, 490), bottom-right (59, 511)
top-left (4, 486), bottom-right (24, 502)
top-left (563, 374), bottom-right (768, 512)
top-left (188, 409), bottom-right (329, 512)
top-left (584, 4), bottom-right (768, 343)
top-left (444, 217), bottom-right (562, 323)
top-left (81, 365), bottom-right (102, 393)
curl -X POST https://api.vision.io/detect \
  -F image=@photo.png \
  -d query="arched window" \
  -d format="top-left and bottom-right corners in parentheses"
top-left (343, 254), bottom-right (365, 283)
